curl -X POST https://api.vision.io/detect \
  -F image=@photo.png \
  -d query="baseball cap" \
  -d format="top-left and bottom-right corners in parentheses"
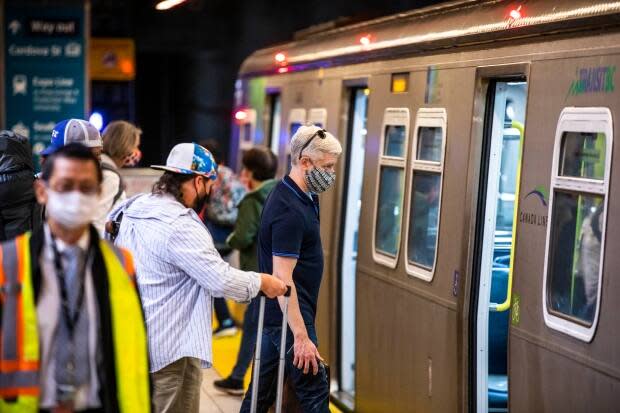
top-left (151, 143), bottom-right (218, 180)
top-left (40, 119), bottom-right (102, 156)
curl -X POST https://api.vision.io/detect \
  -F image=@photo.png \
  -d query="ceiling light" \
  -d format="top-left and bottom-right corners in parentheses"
top-left (155, 0), bottom-right (187, 11)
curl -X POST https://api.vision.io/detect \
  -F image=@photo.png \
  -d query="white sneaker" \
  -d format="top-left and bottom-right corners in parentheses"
top-left (213, 325), bottom-right (238, 338)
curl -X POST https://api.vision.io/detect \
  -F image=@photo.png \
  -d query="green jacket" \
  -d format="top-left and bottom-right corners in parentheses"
top-left (226, 179), bottom-right (277, 271)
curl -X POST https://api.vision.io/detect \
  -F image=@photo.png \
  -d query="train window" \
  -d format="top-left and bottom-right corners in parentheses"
top-left (308, 108), bottom-right (328, 129)
top-left (376, 166), bottom-right (405, 256)
top-left (405, 109), bottom-right (447, 281)
top-left (543, 107), bottom-right (612, 342)
top-left (286, 108), bottom-right (307, 170)
top-left (416, 126), bottom-right (442, 162)
top-left (384, 125), bottom-right (407, 157)
top-left (373, 108), bottom-right (410, 268)
top-left (559, 132), bottom-right (606, 180)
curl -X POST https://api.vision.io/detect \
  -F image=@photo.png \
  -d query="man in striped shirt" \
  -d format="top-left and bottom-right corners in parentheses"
top-left (110, 143), bottom-right (287, 413)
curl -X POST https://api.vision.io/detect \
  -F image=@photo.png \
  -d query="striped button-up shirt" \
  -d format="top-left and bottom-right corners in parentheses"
top-left (112, 193), bottom-right (261, 372)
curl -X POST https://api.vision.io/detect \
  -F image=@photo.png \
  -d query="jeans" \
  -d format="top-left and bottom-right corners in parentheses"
top-left (240, 324), bottom-right (329, 413)
top-left (230, 299), bottom-right (258, 381)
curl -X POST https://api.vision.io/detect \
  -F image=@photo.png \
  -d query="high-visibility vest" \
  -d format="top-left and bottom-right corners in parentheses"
top-left (0, 232), bottom-right (151, 413)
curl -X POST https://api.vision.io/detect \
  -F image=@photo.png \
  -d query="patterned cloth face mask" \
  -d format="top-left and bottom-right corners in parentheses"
top-left (304, 163), bottom-right (336, 194)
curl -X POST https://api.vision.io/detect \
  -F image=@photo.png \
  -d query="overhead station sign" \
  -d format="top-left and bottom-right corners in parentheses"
top-left (3, 2), bottom-right (87, 167)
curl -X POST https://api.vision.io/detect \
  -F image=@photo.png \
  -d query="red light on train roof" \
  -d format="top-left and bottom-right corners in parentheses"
top-left (359, 35), bottom-right (371, 46)
top-left (234, 109), bottom-right (248, 121)
top-left (278, 67), bottom-right (289, 74)
top-left (275, 52), bottom-right (286, 63)
top-left (509, 5), bottom-right (523, 20)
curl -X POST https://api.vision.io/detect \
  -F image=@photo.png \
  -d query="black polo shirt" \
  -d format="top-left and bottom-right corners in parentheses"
top-left (258, 175), bottom-right (323, 327)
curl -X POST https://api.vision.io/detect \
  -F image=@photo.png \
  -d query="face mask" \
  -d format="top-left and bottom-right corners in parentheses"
top-left (193, 177), bottom-right (211, 213)
top-left (304, 165), bottom-right (336, 194)
top-left (123, 149), bottom-right (142, 167)
top-left (46, 189), bottom-right (99, 230)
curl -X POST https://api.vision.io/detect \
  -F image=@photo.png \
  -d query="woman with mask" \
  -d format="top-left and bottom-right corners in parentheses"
top-left (94, 120), bottom-right (142, 236)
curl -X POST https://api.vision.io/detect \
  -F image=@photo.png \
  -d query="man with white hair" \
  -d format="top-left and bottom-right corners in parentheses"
top-left (241, 125), bottom-right (342, 412)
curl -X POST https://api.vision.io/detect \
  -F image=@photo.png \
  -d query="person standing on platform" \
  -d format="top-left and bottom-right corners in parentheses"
top-left (200, 139), bottom-right (247, 338)
top-left (109, 142), bottom-right (287, 413)
top-left (93, 120), bottom-right (142, 236)
top-left (213, 146), bottom-right (278, 395)
top-left (0, 143), bottom-right (151, 413)
top-left (40, 119), bottom-right (104, 164)
top-left (240, 125), bottom-right (342, 413)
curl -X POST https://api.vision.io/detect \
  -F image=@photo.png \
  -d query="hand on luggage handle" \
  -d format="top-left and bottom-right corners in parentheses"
top-left (258, 285), bottom-right (292, 298)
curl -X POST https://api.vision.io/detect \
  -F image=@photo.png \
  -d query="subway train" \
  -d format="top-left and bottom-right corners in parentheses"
top-left (228, 1), bottom-right (620, 411)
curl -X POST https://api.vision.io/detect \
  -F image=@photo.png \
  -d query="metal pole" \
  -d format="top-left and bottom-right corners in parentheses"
top-left (250, 295), bottom-right (265, 413)
top-left (275, 292), bottom-right (290, 413)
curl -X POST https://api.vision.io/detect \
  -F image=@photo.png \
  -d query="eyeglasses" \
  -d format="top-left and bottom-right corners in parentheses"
top-left (299, 129), bottom-right (326, 160)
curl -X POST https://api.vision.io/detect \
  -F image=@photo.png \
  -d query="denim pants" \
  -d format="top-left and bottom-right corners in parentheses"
top-left (230, 298), bottom-right (258, 380)
top-left (239, 324), bottom-right (329, 413)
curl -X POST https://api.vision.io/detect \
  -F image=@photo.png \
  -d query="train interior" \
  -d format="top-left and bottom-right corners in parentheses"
top-left (476, 79), bottom-right (527, 413)
top-left (338, 87), bottom-right (369, 404)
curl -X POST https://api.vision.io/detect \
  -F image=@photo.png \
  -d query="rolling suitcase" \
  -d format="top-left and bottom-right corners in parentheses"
top-left (250, 285), bottom-right (292, 413)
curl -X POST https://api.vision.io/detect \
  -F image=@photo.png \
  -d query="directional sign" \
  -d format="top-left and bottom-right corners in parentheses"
top-left (3, 2), bottom-right (87, 169)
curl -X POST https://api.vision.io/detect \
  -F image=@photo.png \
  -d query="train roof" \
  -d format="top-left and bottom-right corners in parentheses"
top-left (239, 0), bottom-right (620, 77)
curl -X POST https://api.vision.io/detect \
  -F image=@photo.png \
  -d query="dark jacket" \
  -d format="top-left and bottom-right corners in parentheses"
top-left (0, 131), bottom-right (42, 241)
top-left (226, 179), bottom-right (277, 271)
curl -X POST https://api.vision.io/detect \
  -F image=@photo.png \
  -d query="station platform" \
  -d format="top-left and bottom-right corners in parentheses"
top-left (203, 321), bottom-right (343, 412)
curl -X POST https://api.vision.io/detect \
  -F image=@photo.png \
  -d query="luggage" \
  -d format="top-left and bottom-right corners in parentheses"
top-left (250, 286), bottom-right (292, 413)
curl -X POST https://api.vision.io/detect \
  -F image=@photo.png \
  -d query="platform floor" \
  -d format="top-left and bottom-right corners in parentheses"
top-left (200, 368), bottom-right (242, 412)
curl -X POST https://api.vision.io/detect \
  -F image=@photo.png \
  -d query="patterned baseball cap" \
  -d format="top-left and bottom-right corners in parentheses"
top-left (151, 143), bottom-right (218, 180)
top-left (41, 119), bottom-right (103, 156)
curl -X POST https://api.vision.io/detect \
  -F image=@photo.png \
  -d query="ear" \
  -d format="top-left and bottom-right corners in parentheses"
top-left (299, 157), bottom-right (312, 169)
top-left (34, 179), bottom-right (48, 205)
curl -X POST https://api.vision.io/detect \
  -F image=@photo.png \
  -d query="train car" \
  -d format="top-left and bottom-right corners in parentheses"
top-left (229, 1), bottom-right (620, 411)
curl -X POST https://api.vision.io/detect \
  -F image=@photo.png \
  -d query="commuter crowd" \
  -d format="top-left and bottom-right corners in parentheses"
top-left (0, 118), bottom-right (341, 413)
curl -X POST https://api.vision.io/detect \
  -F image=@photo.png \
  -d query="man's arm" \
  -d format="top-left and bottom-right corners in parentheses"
top-left (168, 218), bottom-right (285, 300)
top-left (273, 255), bottom-right (323, 375)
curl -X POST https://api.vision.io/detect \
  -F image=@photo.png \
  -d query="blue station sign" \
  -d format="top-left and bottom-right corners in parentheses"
top-left (3, 2), bottom-right (87, 168)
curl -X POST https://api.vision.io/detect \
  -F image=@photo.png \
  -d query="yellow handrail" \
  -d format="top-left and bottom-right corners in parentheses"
top-left (490, 119), bottom-right (523, 313)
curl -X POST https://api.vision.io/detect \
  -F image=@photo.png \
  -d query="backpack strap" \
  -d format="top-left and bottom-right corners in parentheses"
top-left (101, 163), bottom-right (125, 206)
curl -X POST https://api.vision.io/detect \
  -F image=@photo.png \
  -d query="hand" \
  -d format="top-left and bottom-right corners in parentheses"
top-left (259, 274), bottom-right (287, 298)
top-left (293, 334), bottom-right (324, 375)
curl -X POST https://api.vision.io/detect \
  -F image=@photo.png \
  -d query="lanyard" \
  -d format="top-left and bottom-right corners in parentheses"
top-left (50, 236), bottom-right (90, 336)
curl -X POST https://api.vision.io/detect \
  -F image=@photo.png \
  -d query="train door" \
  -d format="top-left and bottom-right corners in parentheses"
top-left (267, 93), bottom-right (282, 159)
top-left (473, 79), bottom-right (527, 413)
top-left (335, 87), bottom-right (368, 409)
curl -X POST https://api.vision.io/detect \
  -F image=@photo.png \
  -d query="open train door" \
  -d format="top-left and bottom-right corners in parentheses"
top-left (469, 65), bottom-right (529, 413)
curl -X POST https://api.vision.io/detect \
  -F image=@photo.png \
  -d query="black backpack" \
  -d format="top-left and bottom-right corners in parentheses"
top-left (0, 130), bottom-right (42, 241)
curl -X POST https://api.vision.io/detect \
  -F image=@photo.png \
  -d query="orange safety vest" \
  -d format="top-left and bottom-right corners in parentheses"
top-left (0, 232), bottom-right (150, 413)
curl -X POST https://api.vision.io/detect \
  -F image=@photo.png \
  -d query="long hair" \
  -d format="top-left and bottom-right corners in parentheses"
top-left (152, 171), bottom-right (194, 204)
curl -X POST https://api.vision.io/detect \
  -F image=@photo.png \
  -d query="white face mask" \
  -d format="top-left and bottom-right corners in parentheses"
top-left (46, 189), bottom-right (99, 230)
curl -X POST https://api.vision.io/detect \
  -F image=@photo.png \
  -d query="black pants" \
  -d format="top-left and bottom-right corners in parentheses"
top-left (214, 297), bottom-right (233, 324)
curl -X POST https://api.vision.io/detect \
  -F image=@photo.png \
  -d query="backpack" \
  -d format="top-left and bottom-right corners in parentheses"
top-left (0, 130), bottom-right (42, 241)
top-left (101, 162), bottom-right (126, 206)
